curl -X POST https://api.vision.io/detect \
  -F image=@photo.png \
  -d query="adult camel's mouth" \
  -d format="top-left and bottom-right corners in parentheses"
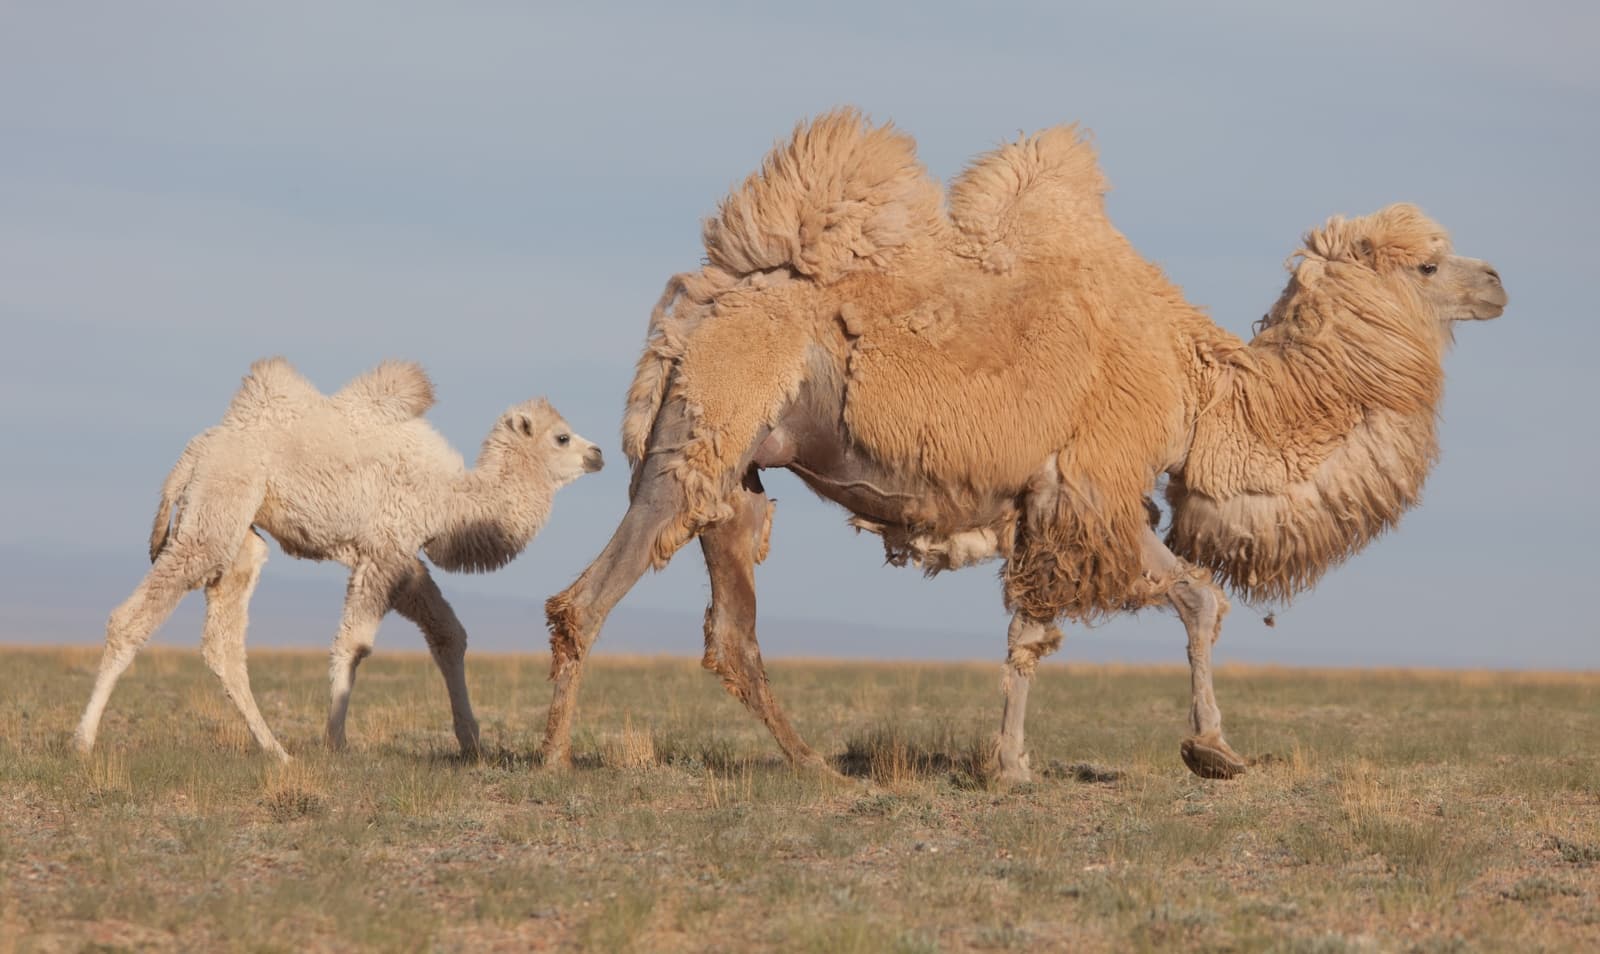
top-left (1463, 288), bottom-right (1508, 321)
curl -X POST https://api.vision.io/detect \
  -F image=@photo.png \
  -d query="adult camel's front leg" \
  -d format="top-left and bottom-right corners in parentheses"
top-left (700, 470), bottom-right (831, 773)
top-left (1172, 576), bottom-right (1245, 778)
top-left (1140, 528), bottom-right (1246, 779)
top-left (993, 613), bottom-right (1064, 785)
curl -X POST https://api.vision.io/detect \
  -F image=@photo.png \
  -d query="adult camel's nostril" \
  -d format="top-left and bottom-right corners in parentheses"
top-left (1485, 266), bottom-right (1501, 285)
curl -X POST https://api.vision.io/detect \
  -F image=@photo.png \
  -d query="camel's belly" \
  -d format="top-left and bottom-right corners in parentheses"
top-left (253, 488), bottom-right (365, 566)
top-left (762, 368), bottom-right (1024, 532)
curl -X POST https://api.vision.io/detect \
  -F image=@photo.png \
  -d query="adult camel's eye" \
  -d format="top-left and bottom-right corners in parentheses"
top-left (1419, 262), bottom-right (1438, 276)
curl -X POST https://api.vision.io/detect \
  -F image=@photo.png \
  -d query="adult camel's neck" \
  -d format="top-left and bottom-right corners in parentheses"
top-left (1166, 276), bottom-right (1449, 603)
top-left (423, 451), bottom-right (555, 574)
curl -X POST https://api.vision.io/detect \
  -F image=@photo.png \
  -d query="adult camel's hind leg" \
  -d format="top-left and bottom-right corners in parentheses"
top-left (542, 403), bottom-right (697, 768)
top-left (325, 561), bottom-right (400, 751)
top-left (392, 562), bottom-right (480, 758)
top-left (1139, 528), bottom-right (1246, 779)
top-left (198, 531), bottom-right (288, 760)
top-left (700, 470), bottom-right (831, 773)
top-left (993, 613), bottom-right (1064, 785)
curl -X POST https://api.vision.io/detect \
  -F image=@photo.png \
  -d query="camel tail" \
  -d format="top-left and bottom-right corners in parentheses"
top-left (621, 269), bottom-right (741, 475)
top-left (622, 273), bottom-right (695, 471)
top-left (148, 435), bottom-right (205, 562)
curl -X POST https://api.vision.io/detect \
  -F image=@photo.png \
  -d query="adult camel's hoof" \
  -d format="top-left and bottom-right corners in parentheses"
top-left (983, 736), bottom-right (1033, 787)
top-left (537, 742), bottom-right (574, 771)
top-left (1181, 734), bottom-right (1247, 780)
top-left (799, 751), bottom-right (850, 784)
top-left (991, 753), bottom-right (1033, 787)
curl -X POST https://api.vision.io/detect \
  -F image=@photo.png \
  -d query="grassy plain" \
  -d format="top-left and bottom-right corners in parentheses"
top-left (1, 646), bottom-right (1597, 952)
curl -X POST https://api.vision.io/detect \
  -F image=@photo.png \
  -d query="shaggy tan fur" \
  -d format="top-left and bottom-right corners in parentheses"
top-left (625, 114), bottom-right (1192, 616)
top-left (76, 358), bottom-right (602, 760)
top-left (620, 109), bottom-right (1501, 617)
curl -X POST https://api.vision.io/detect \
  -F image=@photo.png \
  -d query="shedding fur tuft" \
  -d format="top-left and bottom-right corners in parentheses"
top-left (545, 587), bottom-right (585, 677)
top-left (1002, 457), bottom-right (1160, 621)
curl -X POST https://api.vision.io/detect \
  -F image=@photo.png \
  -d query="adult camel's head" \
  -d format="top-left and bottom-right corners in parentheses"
top-left (1258, 203), bottom-right (1506, 338)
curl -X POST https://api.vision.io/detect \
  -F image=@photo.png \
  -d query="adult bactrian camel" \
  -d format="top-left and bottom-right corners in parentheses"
top-left (543, 109), bottom-right (1506, 781)
top-left (74, 358), bottom-right (603, 761)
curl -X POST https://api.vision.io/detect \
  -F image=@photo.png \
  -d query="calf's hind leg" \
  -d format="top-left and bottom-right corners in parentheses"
top-left (699, 471), bottom-right (832, 773)
top-left (74, 553), bottom-right (199, 754)
top-left (73, 497), bottom-right (258, 755)
top-left (199, 531), bottom-right (288, 760)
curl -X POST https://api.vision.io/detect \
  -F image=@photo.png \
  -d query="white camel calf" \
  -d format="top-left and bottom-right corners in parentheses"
top-left (75, 357), bottom-right (602, 760)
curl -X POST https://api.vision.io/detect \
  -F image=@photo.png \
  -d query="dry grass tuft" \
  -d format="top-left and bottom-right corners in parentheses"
top-left (260, 760), bottom-right (328, 821)
top-left (837, 722), bottom-right (991, 788)
top-left (78, 748), bottom-right (131, 801)
top-left (600, 714), bottom-right (658, 769)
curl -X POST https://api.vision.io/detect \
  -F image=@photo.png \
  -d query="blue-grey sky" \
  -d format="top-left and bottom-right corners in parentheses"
top-left (1, 1), bottom-right (1594, 667)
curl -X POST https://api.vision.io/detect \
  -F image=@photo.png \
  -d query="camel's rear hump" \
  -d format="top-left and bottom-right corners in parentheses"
top-left (332, 360), bottom-right (437, 424)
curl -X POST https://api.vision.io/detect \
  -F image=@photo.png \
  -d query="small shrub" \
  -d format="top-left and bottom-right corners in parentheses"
top-left (1550, 835), bottom-right (1600, 866)
top-left (1502, 875), bottom-right (1581, 902)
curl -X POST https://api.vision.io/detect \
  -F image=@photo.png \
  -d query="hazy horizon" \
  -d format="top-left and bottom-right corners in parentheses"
top-left (3, 2), bottom-right (1594, 670)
